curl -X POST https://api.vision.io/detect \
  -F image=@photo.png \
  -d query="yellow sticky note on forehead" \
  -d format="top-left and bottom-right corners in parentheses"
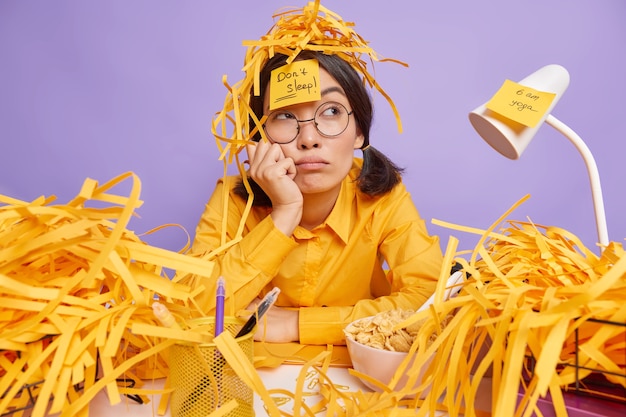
top-left (269, 59), bottom-right (321, 110)
top-left (486, 79), bottom-right (556, 127)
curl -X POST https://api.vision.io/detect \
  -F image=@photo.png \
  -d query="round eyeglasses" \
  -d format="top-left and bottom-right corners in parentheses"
top-left (263, 101), bottom-right (354, 144)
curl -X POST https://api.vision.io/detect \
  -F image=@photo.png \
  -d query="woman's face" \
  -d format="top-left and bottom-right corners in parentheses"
top-left (263, 67), bottom-right (364, 197)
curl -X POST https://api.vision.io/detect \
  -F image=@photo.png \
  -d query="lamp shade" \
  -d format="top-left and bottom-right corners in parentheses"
top-left (469, 64), bottom-right (570, 159)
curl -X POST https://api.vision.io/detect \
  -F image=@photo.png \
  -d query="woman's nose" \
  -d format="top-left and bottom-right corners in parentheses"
top-left (296, 119), bottom-right (321, 148)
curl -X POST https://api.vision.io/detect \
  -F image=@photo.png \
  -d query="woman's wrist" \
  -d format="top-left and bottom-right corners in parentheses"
top-left (271, 203), bottom-right (303, 236)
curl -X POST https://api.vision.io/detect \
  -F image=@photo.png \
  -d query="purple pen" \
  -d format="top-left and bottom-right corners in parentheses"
top-left (214, 277), bottom-right (225, 338)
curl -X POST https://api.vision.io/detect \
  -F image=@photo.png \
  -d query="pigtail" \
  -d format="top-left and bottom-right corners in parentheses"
top-left (357, 146), bottom-right (404, 196)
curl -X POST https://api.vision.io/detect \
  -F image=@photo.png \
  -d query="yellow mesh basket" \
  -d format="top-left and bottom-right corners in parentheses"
top-left (169, 317), bottom-right (254, 417)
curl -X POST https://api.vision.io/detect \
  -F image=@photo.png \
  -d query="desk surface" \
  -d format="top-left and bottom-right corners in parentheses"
top-left (85, 365), bottom-right (375, 416)
top-left (79, 365), bottom-right (625, 417)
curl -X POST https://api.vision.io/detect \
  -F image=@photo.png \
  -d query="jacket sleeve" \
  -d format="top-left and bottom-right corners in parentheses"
top-left (179, 177), bottom-right (298, 316)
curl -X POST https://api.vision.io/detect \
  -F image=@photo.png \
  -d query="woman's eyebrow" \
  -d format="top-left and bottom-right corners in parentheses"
top-left (321, 86), bottom-right (346, 97)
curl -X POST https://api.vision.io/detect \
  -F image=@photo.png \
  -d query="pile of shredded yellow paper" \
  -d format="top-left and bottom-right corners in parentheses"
top-left (1, 175), bottom-right (624, 417)
top-left (0, 172), bottom-right (219, 417)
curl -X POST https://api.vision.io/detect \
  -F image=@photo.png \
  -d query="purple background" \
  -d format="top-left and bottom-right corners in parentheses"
top-left (1, 0), bottom-right (624, 256)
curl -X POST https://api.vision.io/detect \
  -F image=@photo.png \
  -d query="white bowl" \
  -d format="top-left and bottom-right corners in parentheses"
top-left (344, 316), bottom-right (431, 395)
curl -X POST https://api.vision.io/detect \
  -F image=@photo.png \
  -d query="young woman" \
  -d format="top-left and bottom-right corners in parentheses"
top-left (185, 50), bottom-right (444, 346)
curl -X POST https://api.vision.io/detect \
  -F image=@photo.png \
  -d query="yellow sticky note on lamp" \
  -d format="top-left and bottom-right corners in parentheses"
top-left (485, 79), bottom-right (556, 127)
top-left (268, 59), bottom-right (321, 110)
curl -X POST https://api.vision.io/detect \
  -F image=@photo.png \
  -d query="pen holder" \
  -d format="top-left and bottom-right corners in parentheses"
top-left (169, 317), bottom-right (254, 417)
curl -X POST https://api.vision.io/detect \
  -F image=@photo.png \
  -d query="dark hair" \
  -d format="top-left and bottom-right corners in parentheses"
top-left (234, 50), bottom-right (403, 206)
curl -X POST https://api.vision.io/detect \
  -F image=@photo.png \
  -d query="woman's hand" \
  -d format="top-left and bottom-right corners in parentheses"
top-left (246, 298), bottom-right (300, 343)
top-left (246, 141), bottom-right (303, 236)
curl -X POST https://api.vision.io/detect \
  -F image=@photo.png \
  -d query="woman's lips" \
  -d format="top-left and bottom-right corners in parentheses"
top-left (295, 157), bottom-right (328, 170)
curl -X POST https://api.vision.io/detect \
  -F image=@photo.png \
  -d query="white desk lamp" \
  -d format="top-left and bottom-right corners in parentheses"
top-left (468, 64), bottom-right (609, 249)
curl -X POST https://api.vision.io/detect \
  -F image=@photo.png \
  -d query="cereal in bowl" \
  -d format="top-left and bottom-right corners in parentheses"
top-left (344, 309), bottom-right (419, 352)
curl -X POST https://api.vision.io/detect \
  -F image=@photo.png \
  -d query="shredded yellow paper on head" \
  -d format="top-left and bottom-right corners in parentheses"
top-left (212, 0), bottom-right (407, 167)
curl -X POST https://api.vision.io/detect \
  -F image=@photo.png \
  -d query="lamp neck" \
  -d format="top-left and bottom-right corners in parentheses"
top-left (545, 114), bottom-right (609, 250)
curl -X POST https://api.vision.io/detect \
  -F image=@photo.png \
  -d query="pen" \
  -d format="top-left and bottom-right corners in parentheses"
top-left (215, 277), bottom-right (226, 338)
top-left (212, 277), bottom-right (227, 408)
top-left (235, 287), bottom-right (281, 338)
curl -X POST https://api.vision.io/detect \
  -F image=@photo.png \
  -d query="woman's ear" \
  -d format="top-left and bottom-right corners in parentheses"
top-left (354, 132), bottom-right (365, 149)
